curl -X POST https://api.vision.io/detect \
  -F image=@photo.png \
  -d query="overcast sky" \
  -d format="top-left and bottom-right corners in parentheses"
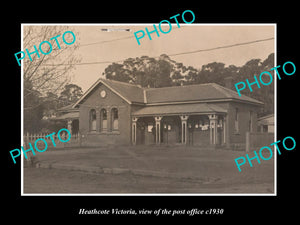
top-left (62, 24), bottom-right (275, 92)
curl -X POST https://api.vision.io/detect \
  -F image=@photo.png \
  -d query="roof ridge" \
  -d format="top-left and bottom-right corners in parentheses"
top-left (145, 83), bottom-right (214, 91)
top-left (103, 78), bottom-right (143, 88)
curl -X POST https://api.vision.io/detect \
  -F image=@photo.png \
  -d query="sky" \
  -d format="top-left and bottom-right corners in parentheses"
top-left (45, 24), bottom-right (275, 92)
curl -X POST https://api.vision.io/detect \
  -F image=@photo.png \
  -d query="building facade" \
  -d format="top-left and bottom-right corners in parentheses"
top-left (66, 78), bottom-right (263, 148)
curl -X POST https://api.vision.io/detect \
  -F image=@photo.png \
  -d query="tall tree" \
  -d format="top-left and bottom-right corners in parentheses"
top-left (23, 26), bottom-right (80, 109)
top-left (23, 80), bottom-right (44, 133)
top-left (103, 54), bottom-right (197, 87)
top-left (58, 84), bottom-right (83, 107)
top-left (23, 26), bottom-right (80, 132)
top-left (195, 62), bottom-right (226, 85)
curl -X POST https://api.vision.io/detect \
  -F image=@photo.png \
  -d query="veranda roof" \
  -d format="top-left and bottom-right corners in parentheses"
top-left (132, 103), bottom-right (227, 117)
top-left (52, 112), bottom-right (79, 120)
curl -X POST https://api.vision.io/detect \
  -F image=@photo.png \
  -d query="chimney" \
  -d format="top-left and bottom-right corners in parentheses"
top-left (224, 76), bottom-right (234, 89)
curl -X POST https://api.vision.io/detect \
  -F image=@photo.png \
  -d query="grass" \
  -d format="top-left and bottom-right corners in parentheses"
top-left (23, 145), bottom-right (275, 194)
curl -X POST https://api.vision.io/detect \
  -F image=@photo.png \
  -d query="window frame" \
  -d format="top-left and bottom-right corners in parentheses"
top-left (89, 109), bottom-right (97, 132)
top-left (111, 108), bottom-right (119, 131)
top-left (100, 108), bottom-right (108, 132)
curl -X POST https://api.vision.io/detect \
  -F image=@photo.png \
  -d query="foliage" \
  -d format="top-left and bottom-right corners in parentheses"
top-left (23, 80), bottom-right (44, 133)
top-left (23, 26), bottom-right (81, 133)
top-left (23, 26), bottom-right (80, 97)
top-left (24, 83), bottom-right (83, 133)
top-left (58, 84), bottom-right (83, 107)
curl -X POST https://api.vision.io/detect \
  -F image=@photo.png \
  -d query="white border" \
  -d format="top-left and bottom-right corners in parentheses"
top-left (21, 23), bottom-right (277, 196)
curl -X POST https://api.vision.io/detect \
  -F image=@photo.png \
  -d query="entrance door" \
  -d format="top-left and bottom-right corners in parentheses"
top-left (161, 116), bottom-right (181, 145)
top-left (136, 121), bottom-right (145, 145)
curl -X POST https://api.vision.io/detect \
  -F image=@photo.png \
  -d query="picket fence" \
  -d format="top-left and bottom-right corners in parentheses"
top-left (23, 132), bottom-right (81, 149)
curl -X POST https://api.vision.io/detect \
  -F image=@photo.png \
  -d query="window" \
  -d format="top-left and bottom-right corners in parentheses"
top-left (168, 125), bottom-right (171, 131)
top-left (111, 108), bottom-right (119, 130)
top-left (147, 124), bottom-right (153, 133)
top-left (234, 108), bottom-right (239, 133)
top-left (89, 109), bottom-right (96, 131)
top-left (263, 125), bottom-right (268, 133)
top-left (217, 119), bottom-right (223, 128)
top-left (100, 108), bottom-right (107, 131)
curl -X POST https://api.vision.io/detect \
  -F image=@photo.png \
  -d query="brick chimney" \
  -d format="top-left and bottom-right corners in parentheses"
top-left (224, 76), bottom-right (234, 90)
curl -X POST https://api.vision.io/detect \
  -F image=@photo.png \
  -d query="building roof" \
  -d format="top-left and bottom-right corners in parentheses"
top-left (52, 112), bottom-right (79, 120)
top-left (73, 78), bottom-right (263, 108)
top-left (100, 79), bottom-right (145, 103)
top-left (258, 114), bottom-right (274, 125)
top-left (145, 83), bottom-right (263, 105)
top-left (132, 103), bottom-right (227, 117)
top-left (73, 78), bottom-right (144, 107)
top-left (57, 104), bottom-right (79, 112)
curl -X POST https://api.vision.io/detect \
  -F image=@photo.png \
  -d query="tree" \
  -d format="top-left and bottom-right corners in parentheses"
top-left (42, 92), bottom-right (59, 118)
top-left (23, 80), bottom-right (44, 133)
top-left (58, 84), bottom-right (83, 107)
top-left (23, 26), bottom-right (80, 108)
top-left (195, 62), bottom-right (226, 85)
top-left (23, 26), bottom-right (80, 132)
top-left (103, 54), bottom-right (198, 88)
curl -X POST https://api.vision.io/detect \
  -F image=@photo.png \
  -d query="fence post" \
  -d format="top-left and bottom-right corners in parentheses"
top-left (25, 132), bottom-right (33, 165)
top-left (246, 131), bottom-right (250, 152)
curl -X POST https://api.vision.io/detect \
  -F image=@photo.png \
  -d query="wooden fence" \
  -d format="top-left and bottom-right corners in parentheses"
top-left (245, 132), bottom-right (274, 152)
top-left (23, 132), bottom-right (81, 149)
top-left (22, 132), bottom-right (81, 165)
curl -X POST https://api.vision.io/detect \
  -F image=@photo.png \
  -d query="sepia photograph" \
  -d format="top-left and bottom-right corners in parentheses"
top-left (21, 24), bottom-right (276, 195)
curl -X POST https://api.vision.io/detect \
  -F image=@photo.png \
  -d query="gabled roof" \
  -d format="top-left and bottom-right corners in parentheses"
top-left (100, 79), bottom-right (145, 103)
top-left (73, 78), bottom-right (145, 107)
top-left (73, 78), bottom-right (263, 108)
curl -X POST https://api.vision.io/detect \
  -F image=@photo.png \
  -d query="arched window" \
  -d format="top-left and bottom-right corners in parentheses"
top-left (89, 109), bottom-right (96, 131)
top-left (100, 108), bottom-right (107, 131)
top-left (111, 108), bottom-right (119, 130)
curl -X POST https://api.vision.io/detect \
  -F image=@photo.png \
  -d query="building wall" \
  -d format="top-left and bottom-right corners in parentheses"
top-left (258, 115), bottom-right (274, 133)
top-left (226, 101), bottom-right (260, 145)
top-left (77, 82), bottom-right (262, 148)
top-left (79, 83), bottom-right (132, 146)
top-left (208, 101), bottom-right (261, 147)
